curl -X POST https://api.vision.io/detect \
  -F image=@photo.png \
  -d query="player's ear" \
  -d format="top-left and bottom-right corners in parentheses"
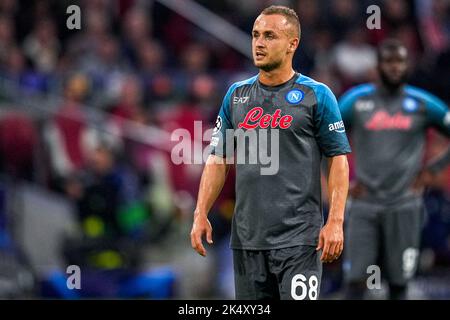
top-left (287, 38), bottom-right (299, 54)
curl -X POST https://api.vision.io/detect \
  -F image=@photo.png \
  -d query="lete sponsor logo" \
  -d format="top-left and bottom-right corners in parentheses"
top-left (238, 107), bottom-right (293, 130)
top-left (365, 110), bottom-right (412, 131)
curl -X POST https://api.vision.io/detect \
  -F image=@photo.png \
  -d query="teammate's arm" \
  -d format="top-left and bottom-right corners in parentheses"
top-left (317, 155), bottom-right (349, 263)
top-left (424, 94), bottom-right (450, 174)
top-left (191, 155), bottom-right (231, 257)
top-left (337, 90), bottom-right (355, 127)
top-left (413, 91), bottom-right (450, 189)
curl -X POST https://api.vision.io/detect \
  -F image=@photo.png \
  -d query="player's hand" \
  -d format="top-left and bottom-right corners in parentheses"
top-left (412, 169), bottom-right (435, 192)
top-left (349, 181), bottom-right (366, 198)
top-left (190, 213), bottom-right (213, 257)
top-left (316, 221), bottom-right (344, 263)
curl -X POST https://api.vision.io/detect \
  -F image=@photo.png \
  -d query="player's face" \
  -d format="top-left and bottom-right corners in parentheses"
top-left (378, 47), bottom-right (409, 87)
top-left (252, 14), bottom-right (296, 72)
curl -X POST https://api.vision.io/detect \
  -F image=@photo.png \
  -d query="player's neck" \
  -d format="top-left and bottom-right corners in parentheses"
top-left (258, 66), bottom-right (296, 87)
top-left (379, 82), bottom-right (405, 96)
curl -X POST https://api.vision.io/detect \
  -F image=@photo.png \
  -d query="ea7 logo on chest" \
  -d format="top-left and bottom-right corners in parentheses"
top-left (328, 120), bottom-right (345, 133)
top-left (233, 96), bottom-right (249, 104)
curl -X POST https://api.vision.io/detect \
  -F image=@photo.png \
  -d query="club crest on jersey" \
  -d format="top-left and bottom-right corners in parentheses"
top-left (444, 112), bottom-right (450, 126)
top-left (285, 89), bottom-right (304, 104)
top-left (403, 97), bottom-right (418, 113)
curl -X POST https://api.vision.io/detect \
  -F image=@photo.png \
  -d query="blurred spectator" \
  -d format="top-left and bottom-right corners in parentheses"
top-left (23, 18), bottom-right (60, 73)
top-left (332, 29), bottom-right (377, 87)
top-left (44, 74), bottom-right (99, 187)
top-left (78, 145), bottom-right (141, 237)
top-left (137, 39), bottom-right (176, 104)
top-left (121, 107), bottom-right (176, 226)
top-left (0, 15), bottom-right (15, 63)
top-left (0, 0), bottom-right (17, 15)
top-left (62, 144), bottom-right (146, 276)
top-left (137, 40), bottom-right (165, 75)
top-left (296, 0), bottom-right (320, 29)
top-left (106, 74), bottom-right (144, 152)
top-left (68, 10), bottom-right (111, 59)
top-left (121, 7), bottom-right (152, 67)
top-left (383, 0), bottom-right (412, 31)
top-left (390, 24), bottom-right (422, 64)
top-left (189, 74), bottom-right (219, 116)
top-left (180, 43), bottom-right (211, 75)
top-left (429, 46), bottom-right (450, 104)
top-left (311, 28), bottom-right (336, 72)
top-left (177, 43), bottom-right (212, 100)
top-left (78, 35), bottom-right (129, 108)
top-left (110, 75), bottom-right (144, 126)
top-left (326, 0), bottom-right (362, 41)
top-left (417, 0), bottom-right (450, 55)
top-left (292, 0), bottom-right (321, 73)
top-left (0, 112), bottom-right (37, 180)
top-left (0, 46), bottom-right (49, 93)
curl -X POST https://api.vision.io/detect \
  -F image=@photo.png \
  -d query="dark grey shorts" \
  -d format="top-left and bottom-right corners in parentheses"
top-left (343, 197), bottom-right (425, 286)
top-left (233, 245), bottom-right (322, 300)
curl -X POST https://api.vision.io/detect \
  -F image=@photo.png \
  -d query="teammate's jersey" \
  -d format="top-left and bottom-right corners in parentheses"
top-left (339, 84), bottom-right (450, 203)
top-left (210, 72), bottom-right (351, 250)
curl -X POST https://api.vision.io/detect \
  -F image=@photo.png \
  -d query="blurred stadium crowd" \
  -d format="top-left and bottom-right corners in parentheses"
top-left (0, 0), bottom-right (449, 298)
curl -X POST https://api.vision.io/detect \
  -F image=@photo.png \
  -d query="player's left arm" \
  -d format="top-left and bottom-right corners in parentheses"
top-left (314, 84), bottom-right (351, 263)
top-left (317, 155), bottom-right (349, 263)
top-left (417, 91), bottom-right (450, 178)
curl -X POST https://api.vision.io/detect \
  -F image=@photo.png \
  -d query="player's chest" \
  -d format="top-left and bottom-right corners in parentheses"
top-left (230, 86), bottom-right (314, 134)
top-left (353, 96), bottom-right (426, 133)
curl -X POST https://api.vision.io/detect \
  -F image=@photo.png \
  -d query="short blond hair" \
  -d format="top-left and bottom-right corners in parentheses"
top-left (261, 5), bottom-right (301, 39)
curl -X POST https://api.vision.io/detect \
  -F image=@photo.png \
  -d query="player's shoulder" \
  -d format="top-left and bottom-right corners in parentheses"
top-left (227, 74), bottom-right (259, 93)
top-left (295, 74), bottom-right (334, 98)
top-left (340, 83), bottom-right (376, 100)
top-left (404, 85), bottom-right (447, 109)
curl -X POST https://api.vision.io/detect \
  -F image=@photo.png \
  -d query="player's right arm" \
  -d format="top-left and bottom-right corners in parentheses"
top-left (337, 88), bottom-right (356, 128)
top-left (191, 155), bottom-right (231, 257)
top-left (191, 84), bottom-right (236, 257)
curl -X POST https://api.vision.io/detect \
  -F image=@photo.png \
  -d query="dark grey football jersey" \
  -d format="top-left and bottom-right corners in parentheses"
top-left (339, 84), bottom-right (450, 203)
top-left (210, 73), bottom-right (351, 250)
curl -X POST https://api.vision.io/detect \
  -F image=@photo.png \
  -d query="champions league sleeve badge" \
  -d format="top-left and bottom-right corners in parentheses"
top-left (213, 116), bottom-right (222, 134)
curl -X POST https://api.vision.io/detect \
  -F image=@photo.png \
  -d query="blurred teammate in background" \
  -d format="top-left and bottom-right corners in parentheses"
top-left (190, 5), bottom-right (351, 300)
top-left (339, 39), bottom-right (450, 299)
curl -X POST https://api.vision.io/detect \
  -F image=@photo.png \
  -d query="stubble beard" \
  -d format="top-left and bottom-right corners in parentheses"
top-left (255, 58), bottom-right (283, 72)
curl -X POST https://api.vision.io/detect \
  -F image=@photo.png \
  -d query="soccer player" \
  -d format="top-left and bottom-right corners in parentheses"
top-left (190, 5), bottom-right (351, 300)
top-left (339, 39), bottom-right (450, 300)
